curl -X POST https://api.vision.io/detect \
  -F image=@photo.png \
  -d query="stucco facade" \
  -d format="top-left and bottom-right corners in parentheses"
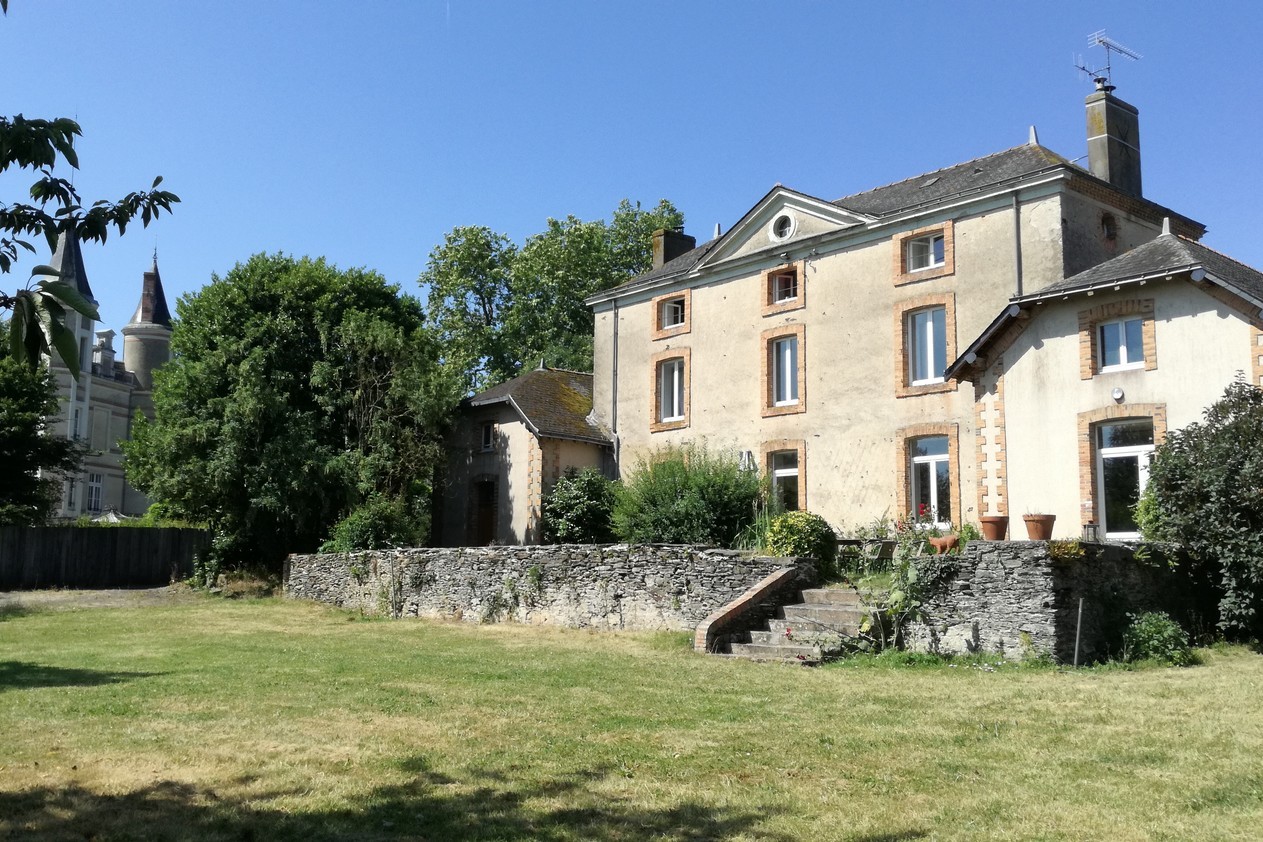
top-left (586, 86), bottom-right (1247, 540)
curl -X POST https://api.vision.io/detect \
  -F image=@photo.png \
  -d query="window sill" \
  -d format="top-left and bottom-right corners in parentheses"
top-left (652, 324), bottom-right (690, 341)
top-left (650, 417), bottom-right (689, 433)
top-left (762, 402), bottom-right (806, 418)
top-left (896, 379), bottom-right (957, 399)
top-left (1098, 363), bottom-right (1145, 374)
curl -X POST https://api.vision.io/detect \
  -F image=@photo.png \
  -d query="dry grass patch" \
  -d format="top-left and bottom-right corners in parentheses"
top-left (1, 598), bottom-right (1261, 840)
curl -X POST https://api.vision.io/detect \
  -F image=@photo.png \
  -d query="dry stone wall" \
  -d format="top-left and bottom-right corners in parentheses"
top-left (909, 541), bottom-right (1211, 662)
top-left (284, 544), bottom-right (815, 631)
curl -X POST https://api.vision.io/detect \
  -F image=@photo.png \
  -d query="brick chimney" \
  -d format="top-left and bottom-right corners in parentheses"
top-left (651, 228), bottom-right (696, 269)
top-left (1085, 79), bottom-right (1142, 197)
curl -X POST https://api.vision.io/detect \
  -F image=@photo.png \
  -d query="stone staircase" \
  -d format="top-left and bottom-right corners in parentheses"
top-left (727, 587), bottom-right (871, 664)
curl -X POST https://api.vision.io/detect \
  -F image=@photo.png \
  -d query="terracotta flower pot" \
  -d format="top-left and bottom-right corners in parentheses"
top-left (979, 515), bottom-right (1009, 541)
top-left (1023, 514), bottom-right (1056, 541)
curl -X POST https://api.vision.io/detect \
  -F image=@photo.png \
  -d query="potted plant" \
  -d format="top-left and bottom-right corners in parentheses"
top-left (1023, 512), bottom-right (1056, 540)
top-left (979, 515), bottom-right (1009, 541)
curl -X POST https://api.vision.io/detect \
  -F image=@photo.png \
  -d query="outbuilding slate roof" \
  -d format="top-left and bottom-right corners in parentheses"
top-left (469, 366), bottom-right (610, 444)
top-left (1028, 232), bottom-right (1263, 305)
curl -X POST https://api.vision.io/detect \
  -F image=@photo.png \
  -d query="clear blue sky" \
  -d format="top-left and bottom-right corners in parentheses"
top-left (3, 1), bottom-right (1261, 337)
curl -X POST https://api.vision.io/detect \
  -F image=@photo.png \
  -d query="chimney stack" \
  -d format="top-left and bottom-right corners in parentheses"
top-left (1085, 79), bottom-right (1142, 197)
top-left (651, 228), bottom-right (696, 269)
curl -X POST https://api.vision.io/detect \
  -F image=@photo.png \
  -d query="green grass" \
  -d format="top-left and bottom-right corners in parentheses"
top-left (2, 597), bottom-right (1262, 840)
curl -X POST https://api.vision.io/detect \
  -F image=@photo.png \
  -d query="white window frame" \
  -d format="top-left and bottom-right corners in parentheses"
top-left (907, 306), bottom-right (947, 386)
top-left (660, 297), bottom-right (686, 330)
top-left (771, 271), bottom-right (798, 303)
top-left (772, 336), bottom-right (799, 406)
top-left (906, 233), bottom-right (945, 272)
top-left (1096, 420), bottom-right (1154, 540)
top-left (87, 473), bottom-right (103, 513)
top-left (1098, 317), bottom-right (1145, 372)
top-left (480, 422), bottom-right (496, 453)
top-left (770, 450), bottom-right (800, 512)
top-left (909, 436), bottom-right (951, 527)
top-left (658, 358), bottom-right (685, 422)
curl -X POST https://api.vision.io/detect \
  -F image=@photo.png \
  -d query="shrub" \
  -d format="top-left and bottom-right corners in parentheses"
top-left (541, 467), bottom-right (617, 544)
top-left (320, 496), bottom-right (423, 552)
top-left (612, 443), bottom-right (763, 547)
top-left (1122, 611), bottom-right (1194, 666)
top-left (765, 511), bottom-right (838, 575)
top-left (1142, 379), bottom-right (1263, 638)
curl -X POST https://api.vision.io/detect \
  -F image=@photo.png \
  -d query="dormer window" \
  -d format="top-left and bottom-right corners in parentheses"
top-left (907, 233), bottom-right (945, 271)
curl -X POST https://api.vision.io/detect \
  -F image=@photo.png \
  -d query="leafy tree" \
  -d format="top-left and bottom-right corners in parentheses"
top-left (541, 467), bottom-right (617, 544)
top-left (125, 254), bottom-right (459, 571)
top-left (1140, 378), bottom-right (1263, 638)
top-left (0, 323), bottom-right (82, 525)
top-left (421, 199), bottom-right (684, 391)
top-left (612, 444), bottom-right (762, 548)
top-left (0, 114), bottom-right (178, 377)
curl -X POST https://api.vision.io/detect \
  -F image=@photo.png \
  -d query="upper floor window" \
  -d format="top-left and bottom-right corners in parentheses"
top-left (770, 212), bottom-right (796, 242)
top-left (660, 296), bottom-right (686, 330)
top-left (907, 233), bottom-right (945, 272)
top-left (771, 270), bottom-right (797, 303)
top-left (772, 336), bottom-right (799, 406)
top-left (480, 422), bottom-right (496, 453)
top-left (1099, 317), bottom-right (1145, 370)
top-left (651, 289), bottom-right (691, 340)
top-left (658, 358), bottom-right (686, 422)
top-left (907, 306), bottom-right (947, 386)
top-left (762, 262), bottom-right (805, 316)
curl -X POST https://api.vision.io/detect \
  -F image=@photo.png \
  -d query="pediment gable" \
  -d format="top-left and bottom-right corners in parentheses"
top-left (700, 187), bottom-right (873, 268)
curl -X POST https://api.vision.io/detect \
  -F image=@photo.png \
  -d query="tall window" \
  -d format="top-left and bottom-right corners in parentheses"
top-left (910, 436), bottom-right (951, 525)
top-left (87, 473), bottom-right (103, 513)
top-left (907, 233), bottom-right (945, 271)
top-left (658, 358), bottom-right (685, 422)
top-left (480, 422), bottom-right (496, 453)
top-left (907, 306), bottom-right (947, 385)
top-left (772, 336), bottom-right (799, 406)
top-left (1097, 420), bottom-right (1154, 539)
top-left (770, 450), bottom-right (800, 512)
top-left (1099, 318), bottom-right (1145, 370)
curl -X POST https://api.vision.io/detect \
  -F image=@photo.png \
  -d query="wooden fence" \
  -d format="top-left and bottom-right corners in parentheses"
top-left (0, 527), bottom-right (211, 590)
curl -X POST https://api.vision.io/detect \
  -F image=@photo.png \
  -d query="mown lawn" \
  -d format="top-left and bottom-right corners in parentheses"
top-left (1, 596), bottom-right (1261, 841)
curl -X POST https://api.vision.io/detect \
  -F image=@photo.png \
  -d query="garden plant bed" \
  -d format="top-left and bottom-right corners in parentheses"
top-left (1, 596), bottom-right (1261, 840)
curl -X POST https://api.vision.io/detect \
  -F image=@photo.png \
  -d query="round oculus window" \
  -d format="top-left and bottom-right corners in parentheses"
top-left (771, 213), bottom-right (795, 241)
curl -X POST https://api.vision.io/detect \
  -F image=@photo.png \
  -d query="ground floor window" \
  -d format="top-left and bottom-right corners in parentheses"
top-left (910, 435), bottom-right (951, 525)
top-left (1097, 419), bottom-right (1154, 539)
top-left (87, 473), bottom-right (103, 513)
top-left (770, 450), bottom-right (800, 512)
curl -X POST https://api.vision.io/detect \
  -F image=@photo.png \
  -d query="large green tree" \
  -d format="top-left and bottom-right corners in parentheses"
top-left (422, 199), bottom-right (684, 392)
top-left (1139, 378), bottom-right (1263, 638)
top-left (0, 324), bottom-right (82, 525)
top-left (0, 114), bottom-right (178, 378)
top-left (126, 254), bottom-right (459, 570)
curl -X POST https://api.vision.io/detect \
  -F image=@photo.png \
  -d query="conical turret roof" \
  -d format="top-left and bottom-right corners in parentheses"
top-left (128, 255), bottom-right (172, 328)
top-left (49, 229), bottom-right (96, 304)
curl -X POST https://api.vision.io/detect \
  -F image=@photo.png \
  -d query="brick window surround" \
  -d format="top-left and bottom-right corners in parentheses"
top-left (894, 292), bottom-right (958, 398)
top-left (1077, 299), bottom-right (1157, 379)
top-left (1077, 404), bottom-right (1167, 531)
top-left (761, 438), bottom-right (807, 511)
top-left (649, 347), bottom-right (690, 433)
top-left (762, 260), bottom-right (807, 317)
top-left (761, 323), bottom-right (806, 417)
top-left (651, 288), bottom-right (692, 341)
top-left (893, 220), bottom-right (955, 286)
top-left (896, 422), bottom-right (961, 524)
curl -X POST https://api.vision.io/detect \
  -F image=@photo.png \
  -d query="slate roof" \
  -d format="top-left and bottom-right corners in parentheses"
top-left (128, 257), bottom-right (173, 328)
top-left (832, 144), bottom-right (1071, 217)
top-left (470, 366), bottom-right (610, 444)
top-left (1027, 233), bottom-right (1263, 304)
top-left (50, 230), bottom-right (96, 303)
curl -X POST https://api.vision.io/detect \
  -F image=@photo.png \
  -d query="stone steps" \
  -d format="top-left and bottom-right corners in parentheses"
top-left (724, 586), bottom-right (871, 664)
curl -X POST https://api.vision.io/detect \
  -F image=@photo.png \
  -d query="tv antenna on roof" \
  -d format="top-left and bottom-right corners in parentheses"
top-left (1075, 30), bottom-right (1141, 89)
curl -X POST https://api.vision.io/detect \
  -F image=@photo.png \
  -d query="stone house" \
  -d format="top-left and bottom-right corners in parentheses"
top-left (439, 365), bottom-right (611, 546)
top-left (44, 233), bottom-right (173, 518)
top-left (582, 81), bottom-right (1252, 540)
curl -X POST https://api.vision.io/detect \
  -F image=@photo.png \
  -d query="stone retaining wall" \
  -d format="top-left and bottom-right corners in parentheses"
top-left (284, 544), bottom-right (815, 631)
top-left (909, 541), bottom-right (1212, 662)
